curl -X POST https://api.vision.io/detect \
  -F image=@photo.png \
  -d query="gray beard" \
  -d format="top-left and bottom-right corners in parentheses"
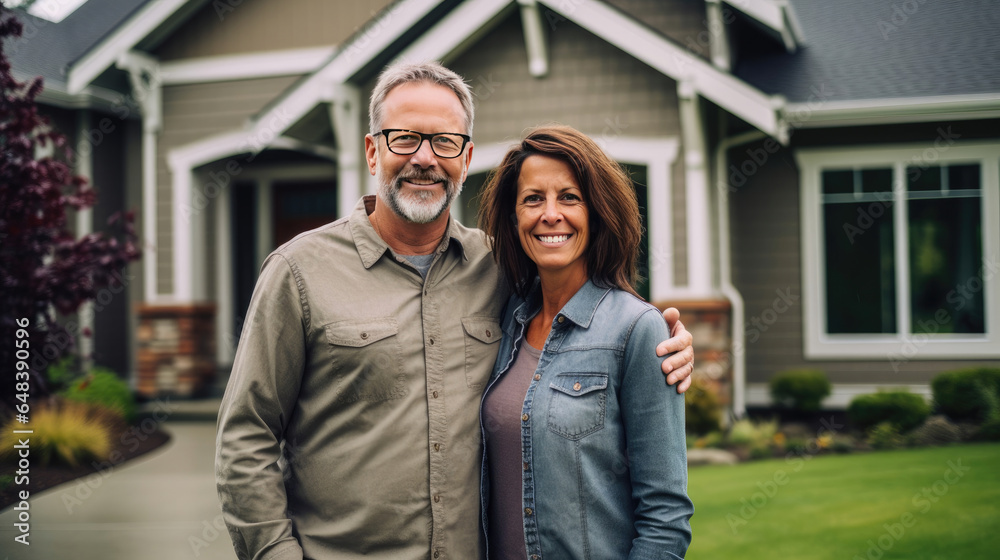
top-left (376, 165), bottom-right (464, 224)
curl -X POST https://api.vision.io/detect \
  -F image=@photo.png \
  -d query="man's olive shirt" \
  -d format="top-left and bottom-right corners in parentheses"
top-left (216, 196), bottom-right (506, 560)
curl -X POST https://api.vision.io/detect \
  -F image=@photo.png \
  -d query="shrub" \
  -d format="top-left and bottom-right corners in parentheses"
top-left (0, 402), bottom-right (111, 467)
top-left (974, 417), bottom-right (1000, 441)
top-left (908, 415), bottom-right (964, 446)
top-left (685, 379), bottom-right (722, 435)
top-left (61, 368), bottom-right (136, 423)
top-left (867, 422), bottom-right (903, 450)
top-left (727, 418), bottom-right (778, 447)
top-left (848, 391), bottom-right (930, 433)
top-left (931, 367), bottom-right (1000, 423)
top-left (769, 369), bottom-right (831, 412)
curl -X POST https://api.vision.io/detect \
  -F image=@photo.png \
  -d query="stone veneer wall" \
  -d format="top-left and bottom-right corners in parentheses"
top-left (136, 305), bottom-right (215, 397)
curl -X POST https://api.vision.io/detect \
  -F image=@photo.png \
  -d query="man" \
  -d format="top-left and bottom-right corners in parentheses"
top-left (216, 61), bottom-right (694, 560)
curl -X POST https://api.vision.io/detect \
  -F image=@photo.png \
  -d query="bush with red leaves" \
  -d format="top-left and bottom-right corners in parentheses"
top-left (1, 7), bottom-right (141, 413)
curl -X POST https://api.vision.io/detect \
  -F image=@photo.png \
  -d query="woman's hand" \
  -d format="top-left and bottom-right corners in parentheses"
top-left (658, 307), bottom-right (694, 393)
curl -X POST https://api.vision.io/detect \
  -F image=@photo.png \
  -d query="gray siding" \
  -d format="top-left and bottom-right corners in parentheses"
top-left (156, 75), bottom-right (301, 296)
top-left (155, 0), bottom-right (393, 60)
top-left (730, 124), bottom-right (1000, 386)
top-left (447, 13), bottom-right (682, 145)
top-left (605, 0), bottom-right (710, 59)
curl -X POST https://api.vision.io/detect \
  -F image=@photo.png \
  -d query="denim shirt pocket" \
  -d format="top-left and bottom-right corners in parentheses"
top-left (325, 317), bottom-right (405, 404)
top-left (547, 372), bottom-right (608, 440)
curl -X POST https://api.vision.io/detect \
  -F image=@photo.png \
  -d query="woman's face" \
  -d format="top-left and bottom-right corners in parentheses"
top-left (515, 155), bottom-right (589, 278)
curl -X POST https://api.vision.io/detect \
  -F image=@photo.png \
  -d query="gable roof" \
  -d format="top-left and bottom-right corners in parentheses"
top-left (247, 0), bottom-right (788, 144)
top-left (736, 0), bottom-right (1000, 104)
top-left (6, 0), bottom-right (151, 95)
top-left (64, 0), bottom-right (212, 94)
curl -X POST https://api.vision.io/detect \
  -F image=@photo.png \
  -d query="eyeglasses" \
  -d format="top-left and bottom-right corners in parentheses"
top-left (376, 129), bottom-right (471, 159)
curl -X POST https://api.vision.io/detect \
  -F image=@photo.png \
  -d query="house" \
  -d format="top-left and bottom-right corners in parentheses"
top-left (8, 0), bottom-right (999, 413)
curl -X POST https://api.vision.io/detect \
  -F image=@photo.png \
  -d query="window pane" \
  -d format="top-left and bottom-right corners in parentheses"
top-left (909, 196), bottom-right (984, 334)
top-left (861, 169), bottom-right (893, 194)
top-left (822, 169), bottom-right (853, 194)
top-left (948, 164), bottom-right (981, 190)
top-left (824, 202), bottom-right (897, 333)
top-left (907, 165), bottom-right (941, 191)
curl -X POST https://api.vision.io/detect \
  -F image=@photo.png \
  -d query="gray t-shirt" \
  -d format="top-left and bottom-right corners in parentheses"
top-left (482, 340), bottom-right (542, 560)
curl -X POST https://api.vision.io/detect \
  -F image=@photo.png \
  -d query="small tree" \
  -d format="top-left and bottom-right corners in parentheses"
top-left (1, 8), bottom-right (141, 413)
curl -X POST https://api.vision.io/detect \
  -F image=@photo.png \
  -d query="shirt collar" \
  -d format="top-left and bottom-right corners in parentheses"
top-left (513, 278), bottom-right (612, 329)
top-left (350, 195), bottom-right (468, 269)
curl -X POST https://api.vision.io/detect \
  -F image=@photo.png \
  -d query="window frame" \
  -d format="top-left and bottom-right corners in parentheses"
top-left (796, 142), bottom-right (1000, 359)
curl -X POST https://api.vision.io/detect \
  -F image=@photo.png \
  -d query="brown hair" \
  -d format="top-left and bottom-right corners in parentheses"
top-left (478, 125), bottom-right (642, 298)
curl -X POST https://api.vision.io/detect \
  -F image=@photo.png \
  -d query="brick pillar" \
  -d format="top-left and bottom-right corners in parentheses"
top-left (653, 299), bottom-right (732, 407)
top-left (136, 304), bottom-right (216, 398)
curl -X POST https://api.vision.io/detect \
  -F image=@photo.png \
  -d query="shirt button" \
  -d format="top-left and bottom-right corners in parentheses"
top-left (523, 461), bottom-right (529, 471)
top-left (360, 332), bottom-right (369, 340)
top-left (433, 552), bottom-right (440, 559)
top-left (522, 413), bottom-right (529, 422)
top-left (432, 391), bottom-right (439, 398)
top-left (557, 316), bottom-right (565, 323)
top-left (533, 374), bottom-right (541, 381)
top-left (573, 382), bottom-right (582, 391)
top-left (486, 329), bottom-right (492, 337)
top-left (524, 507), bottom-right (533, 516)
top-left (434, 495), bottom-right (441, 503)
top-left (434, 443), bottom-right (441, 452)
top-left (429, 338), bottom-right (435, 345)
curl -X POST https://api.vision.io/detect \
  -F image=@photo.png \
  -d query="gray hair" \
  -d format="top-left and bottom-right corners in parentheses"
top-left (368, 61), bottom-right (474, 137)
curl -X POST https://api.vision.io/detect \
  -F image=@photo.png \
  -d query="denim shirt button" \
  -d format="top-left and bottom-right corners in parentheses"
top-left (521, 413), bottom-right (530, 422)
top-left (556, 316), bottom-right (565, 323)
top-left (573, 382), bottom-right (582, 391)
top-left (524, 507), bottom-right (533, 516)
top-left (533, 374), bottom-right (541, 381)
top-left (523, 461), bottom-right (530, 471)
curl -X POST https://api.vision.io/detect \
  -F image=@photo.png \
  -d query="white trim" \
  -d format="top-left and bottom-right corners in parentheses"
top-left (159, 47), bottom-right (337, 85)
top-left (215, 180), bottom-right (233, 365)
top-left (716, 126), bottom-right (769, 418)
top-left (74, 111), bottom-right (94, 361)
top-left (746, 383), bottom-right (933, 409)
top-left (391, 0), bottom-right (513, 66)
top-left (328, 84), bottom-right (363, 219)
top-left (785, 93), bottom-right (1000, 128)
top-left (247, 0), bottom-right (448, 144)
top-left (542, 0), bottom-right (785, 139)
top-left (706, 0), bottom-right (731, 71)
top-left (67, 0), bottom-right (198, 94)
top-left (678, 84), bottom-right (714, 297)
top-left (518, 0), bottom-right (549, 77)
top-left (796, 142), bottom-right (1000, 360)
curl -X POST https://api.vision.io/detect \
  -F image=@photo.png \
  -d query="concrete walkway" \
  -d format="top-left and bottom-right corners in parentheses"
top-left (1, 413), bottom-right (237, 559)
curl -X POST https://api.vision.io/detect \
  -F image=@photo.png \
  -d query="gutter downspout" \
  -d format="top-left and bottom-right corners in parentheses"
top-left (715, 117), bottom-right (767, 419)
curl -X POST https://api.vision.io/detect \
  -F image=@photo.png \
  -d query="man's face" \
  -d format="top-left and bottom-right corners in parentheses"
top-left (365, 82), bottom-right (473, 224)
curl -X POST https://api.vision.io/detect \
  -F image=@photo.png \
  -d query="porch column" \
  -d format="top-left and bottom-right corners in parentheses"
top-left (74, 110), bottom-right (94, 360)
top-left (677, 81), bottom-right (714, 295)
top-left (329, 84), bottom-right (363, 216)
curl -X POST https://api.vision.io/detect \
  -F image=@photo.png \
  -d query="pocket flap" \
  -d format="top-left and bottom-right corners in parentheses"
top-left (325, 318), bottom-right (399, 347)
top-left (461, 317), bottom-right (502, 344)
top-left (549, 373), bottom-right (608, 396)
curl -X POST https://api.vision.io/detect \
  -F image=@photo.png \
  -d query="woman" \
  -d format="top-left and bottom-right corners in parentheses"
top-left (478, 125), bottom-right (693, 559)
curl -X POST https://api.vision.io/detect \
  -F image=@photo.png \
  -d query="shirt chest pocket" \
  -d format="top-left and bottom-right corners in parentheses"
top-left (325, 318), bottom-right (406, 404)
top-left (547, 372), bottom-right (608, 440)
top-left (462, 317), bottom-right (502, 391)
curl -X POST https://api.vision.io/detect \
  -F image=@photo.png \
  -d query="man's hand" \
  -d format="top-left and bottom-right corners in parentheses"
top-left (659, 307), bottom-right (694, 394)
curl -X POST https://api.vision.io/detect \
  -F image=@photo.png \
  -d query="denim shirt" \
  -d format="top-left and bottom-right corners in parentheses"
top-left (480, 279), bottom-right (693, 560)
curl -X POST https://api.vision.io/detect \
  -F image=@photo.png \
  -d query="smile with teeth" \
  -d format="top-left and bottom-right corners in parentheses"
top-left (537, 234), bottom-right (571, 243)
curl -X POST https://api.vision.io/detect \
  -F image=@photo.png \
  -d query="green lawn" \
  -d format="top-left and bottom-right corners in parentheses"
top-left (687, 443), bottom-right (1000, 559)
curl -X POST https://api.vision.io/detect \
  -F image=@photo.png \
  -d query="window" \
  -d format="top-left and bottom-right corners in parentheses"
top-left (797, 143), bottom-right (1000, 359)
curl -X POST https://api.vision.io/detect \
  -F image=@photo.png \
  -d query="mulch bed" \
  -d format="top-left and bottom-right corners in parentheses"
top-left (0, 419), bottom-right (170, 511)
